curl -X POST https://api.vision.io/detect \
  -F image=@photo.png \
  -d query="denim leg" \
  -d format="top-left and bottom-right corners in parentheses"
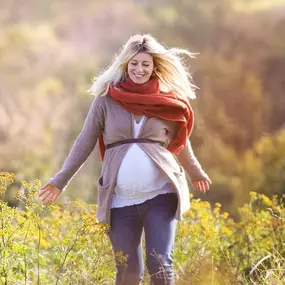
top-left (108, 205), bottom-right (144, 285)
top-left (143, 193), bottom-right (178, 285)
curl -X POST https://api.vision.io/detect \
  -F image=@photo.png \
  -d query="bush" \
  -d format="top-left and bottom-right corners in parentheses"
top-left (0, 172), bottom-right (284, 284)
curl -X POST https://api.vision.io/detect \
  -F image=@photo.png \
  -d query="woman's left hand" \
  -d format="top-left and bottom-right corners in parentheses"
top-left (191, 179), bottom-right (212, 193)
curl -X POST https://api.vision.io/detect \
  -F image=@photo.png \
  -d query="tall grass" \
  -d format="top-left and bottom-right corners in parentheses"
top-left (0, 172), bottom-right (284, 284)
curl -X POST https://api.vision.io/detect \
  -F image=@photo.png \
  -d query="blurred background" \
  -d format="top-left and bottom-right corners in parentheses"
top-left (1, 0), bottom-right (285, 218)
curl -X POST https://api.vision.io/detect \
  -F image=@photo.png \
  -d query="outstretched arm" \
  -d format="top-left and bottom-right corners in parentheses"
top-left (176, 139), bottom-right (211, 193)
top-left (39, 96), bottom-right (105, 202)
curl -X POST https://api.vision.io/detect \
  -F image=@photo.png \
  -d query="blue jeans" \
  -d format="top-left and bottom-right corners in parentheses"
top-left (108, 193), bottom-right (178, 285)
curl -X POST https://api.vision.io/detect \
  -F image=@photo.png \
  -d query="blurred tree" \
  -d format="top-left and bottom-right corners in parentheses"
top-left (233, 129), bottom-right (285, 208)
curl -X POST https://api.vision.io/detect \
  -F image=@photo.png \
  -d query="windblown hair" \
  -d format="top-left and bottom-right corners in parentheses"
top-left (88, 34), bottom-right (197, 100)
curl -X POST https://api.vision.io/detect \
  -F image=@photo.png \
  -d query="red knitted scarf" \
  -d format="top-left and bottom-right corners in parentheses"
top-left (98, 76), bottom-right (194, 160)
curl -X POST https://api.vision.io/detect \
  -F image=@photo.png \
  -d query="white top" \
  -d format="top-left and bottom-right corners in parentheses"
top-left (111, 116), bottom-right (175, 208)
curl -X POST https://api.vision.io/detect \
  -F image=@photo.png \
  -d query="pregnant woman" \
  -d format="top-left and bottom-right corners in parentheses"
top-left (39, 34), bottom-right (211, 285)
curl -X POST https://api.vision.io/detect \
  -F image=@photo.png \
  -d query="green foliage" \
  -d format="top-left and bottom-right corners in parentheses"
top-left (1, 173), bottom-right (284, 284)
top-left (174, 192), bottom-right (285, 284)
top-left (0, 173), bottom-right (114, 285)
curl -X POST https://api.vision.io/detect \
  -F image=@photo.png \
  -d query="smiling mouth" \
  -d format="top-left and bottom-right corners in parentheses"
top-left (133, 73), bottom-right (145, 78)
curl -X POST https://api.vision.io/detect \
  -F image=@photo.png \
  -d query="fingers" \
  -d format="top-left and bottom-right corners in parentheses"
top-left (39, 185), bottom-right (61, 203)
top-left (40, 191), bottom-right (54, 203)
top-left (39, 187), bottom-right (51, 197)
top-left (197, 181), bottom-right (206, 193)
top-left (199, 181), bottom-right (206, 193)
top-left (51, 191), bottom-right (61, 202)
top-left (192, 180), bottom-right (211, 193)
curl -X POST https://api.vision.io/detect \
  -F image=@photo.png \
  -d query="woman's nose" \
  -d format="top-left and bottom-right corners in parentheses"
top-left (136, 64), bottom-right (143, 72)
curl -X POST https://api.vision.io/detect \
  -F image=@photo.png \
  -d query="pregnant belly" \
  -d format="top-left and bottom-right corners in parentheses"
top-left (116, 144), bottom-right (168, 197)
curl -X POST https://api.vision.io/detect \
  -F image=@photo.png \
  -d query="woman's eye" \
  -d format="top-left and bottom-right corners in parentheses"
top-left (143, 64), bottom-right (150, 67)
top-left (131, 62), bottom-right (137, 66)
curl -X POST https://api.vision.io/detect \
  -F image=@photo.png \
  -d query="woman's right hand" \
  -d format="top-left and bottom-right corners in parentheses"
top-left (39, 184), bottom-right (62, 203)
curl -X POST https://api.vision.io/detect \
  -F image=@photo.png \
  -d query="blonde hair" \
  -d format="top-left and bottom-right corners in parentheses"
top-left (88, 34), bottom-right (197, 100)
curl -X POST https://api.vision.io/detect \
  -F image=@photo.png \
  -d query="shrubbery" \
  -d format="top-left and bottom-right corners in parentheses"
top-left (0, 172), bottom-right (284, 285)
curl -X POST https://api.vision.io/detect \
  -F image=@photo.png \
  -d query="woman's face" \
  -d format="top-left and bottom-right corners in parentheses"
top-left (127, 52), bottom-right (154, 84)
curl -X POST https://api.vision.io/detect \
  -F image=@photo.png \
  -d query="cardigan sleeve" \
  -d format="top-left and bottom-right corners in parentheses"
top-left (42, 96), bottom-right (105, 191)
top-left (176, 139), bottom-right (210, 182)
